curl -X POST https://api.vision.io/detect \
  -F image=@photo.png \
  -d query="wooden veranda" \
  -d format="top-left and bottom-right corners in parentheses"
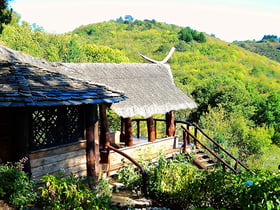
top-left (104, 117), bottom-right (249, 177)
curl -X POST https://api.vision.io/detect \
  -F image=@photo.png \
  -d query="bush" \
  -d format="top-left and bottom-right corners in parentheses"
top-left (178, 27), bottom-right (206, 43)
top-left (0, 158), bottom-right (38, 208)
top-left (37, 171), bottom-right (112, 210)
top-left (0, 159), bottom-right (113, 209)
top-left (115, 154), bottom-right (280, 209)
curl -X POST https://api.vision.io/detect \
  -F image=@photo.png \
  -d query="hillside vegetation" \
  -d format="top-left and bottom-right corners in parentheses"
top-left (234, 35), bottom-right (280, 63)
top-left (0, 14), bottom-right (279, 170)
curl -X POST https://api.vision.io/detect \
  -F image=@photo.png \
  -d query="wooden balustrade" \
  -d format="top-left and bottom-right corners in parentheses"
top-left (130, 118), bottom-right (248, 173)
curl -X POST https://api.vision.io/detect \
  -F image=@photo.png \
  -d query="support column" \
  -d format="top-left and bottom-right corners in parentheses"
top-left (124, 117), bottom-right (133, 146)
top-left (85, 104), bottom-right (100, 179)
top-left (120, 117), bottom-right (125, 143)
top-left (99, 104), bottom-right (110, 175)
top-left (147, 116), bottom-right (156, 142)
top-left (166, 111), bottom-right (175, 137)
top-left (99, 103), bottom-right (110, 149)
top-left (13, 108), bottom-right (32, 177)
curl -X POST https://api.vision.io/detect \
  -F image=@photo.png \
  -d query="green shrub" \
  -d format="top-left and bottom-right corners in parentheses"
top-left (238, 170), bottom-right (280, 209)
top-left (37, 171), bottom-right (112, 210)
top-left (115, 161), bottom-right (143, 192)
top-left (178, 27), bottom-right (206, 43)
top-left (0, 158), bottom-right (38, 208)
top-left (116, 154), bottom-right (280, 209)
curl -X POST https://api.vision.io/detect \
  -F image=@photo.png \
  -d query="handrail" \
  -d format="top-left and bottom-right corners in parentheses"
top-left (107, 144), bottom-right (147, 195)
top-left (130, 118), bottom-right (248, 172)
top-left (192, 123), bottom-right (249, 170)
top-left (181, 125), bottom-right (238, 173)
top-left (131, 118), bottom-right (192, 139)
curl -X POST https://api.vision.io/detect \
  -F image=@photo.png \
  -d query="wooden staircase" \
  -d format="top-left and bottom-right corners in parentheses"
top-left (193, 149), bottom-right (217, 171)
top-left (180, 123), bottom-right (249, 173)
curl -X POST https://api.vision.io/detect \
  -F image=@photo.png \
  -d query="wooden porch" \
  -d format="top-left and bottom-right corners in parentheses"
top-left (28, 114), bottom-right (248, 182)
top-left (105, 117), bottom-right (249, 176)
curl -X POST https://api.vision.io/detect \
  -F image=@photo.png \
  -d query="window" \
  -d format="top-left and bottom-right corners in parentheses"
top-left (31, 106), bottom-right (84, 150)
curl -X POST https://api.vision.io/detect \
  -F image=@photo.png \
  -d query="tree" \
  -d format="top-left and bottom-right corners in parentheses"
top-left (261, 35), bottom-right (279, 43)
top-left (124, 15), bottom-right (134, 22)
top-left (197, 32), bottom-right (207, 43)
top-left (178, 27), bottom-right (193, 42)
top-left (178, 27), bottom-right (206, 43)
top-left (255, 92), bottom-right (280, 146)
top-left (0, 0), bottom-right (12, 33)
top-left (115, 16), bottom-right (124, 23)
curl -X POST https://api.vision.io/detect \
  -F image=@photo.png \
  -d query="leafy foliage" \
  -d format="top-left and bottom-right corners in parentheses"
top-left (117, 156), bottom-right (280, 209)
top-left (0, 159), bottom-right (112, 209)
top-left (179, 27), bottom-right (206, 43)
top-left (0, 14), bottom-right (129, 63)
top-left (0, 158), bottom-right (38, 207)
top-left (235, 36), bottom-right (280, 62)
top-left (262, 35), bottom-right (279, 43)
top-left (0, 0), bottom-right (12, 33)
top-left (38, 171), bottom-right (112, 210)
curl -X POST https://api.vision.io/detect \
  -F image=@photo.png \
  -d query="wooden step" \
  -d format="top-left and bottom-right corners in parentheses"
top-left (204, 163), bottom-right (217, 168)
top-left (193, 153), bottom-right (208, 158)
top-left (195, 149), bottom-right (204, 153)
top-left (198, 158), bottom-right (211, 163)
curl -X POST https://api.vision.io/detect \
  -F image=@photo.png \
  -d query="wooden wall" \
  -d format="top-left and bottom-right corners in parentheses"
top-left (109, 136), bottom-right (178, 173)
top-left (30, 140), bottom-right (87, 179)
top-left (0, 108), bottom-right (12, 163)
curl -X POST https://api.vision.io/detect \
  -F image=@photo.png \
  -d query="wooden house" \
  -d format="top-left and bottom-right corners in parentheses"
top-left (0, 45), bottom-right (196, 178)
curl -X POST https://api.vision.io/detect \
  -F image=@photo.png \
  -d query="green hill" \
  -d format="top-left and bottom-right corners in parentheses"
top-left (234, 35), bottom-right (280, 63)
top-left (0, 16), bottom-right (279, 170)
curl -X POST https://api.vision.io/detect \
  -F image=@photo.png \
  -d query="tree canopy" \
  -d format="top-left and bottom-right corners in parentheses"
top-left (0, 0), bottom-right (12, 33)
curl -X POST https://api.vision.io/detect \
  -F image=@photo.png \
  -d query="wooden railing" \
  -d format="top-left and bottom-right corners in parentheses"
top-left (131, 118), bottom-right (248, 173)
top-left (181, 123), bottom-right (249, 173)
top-left (131, 118), bottom-right (192, 139)
top-left (107, 144), bottom-right (148, 195)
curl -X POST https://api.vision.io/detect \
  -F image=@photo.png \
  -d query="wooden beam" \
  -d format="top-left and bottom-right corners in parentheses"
top-left (124, 118), bottom-right (133, 147)
top-left (147, 116), bottom-right (156, 142)
top-left (166, 111), bottom-right (175, 137)
top-left (84, 104), bottom-right (100, 179)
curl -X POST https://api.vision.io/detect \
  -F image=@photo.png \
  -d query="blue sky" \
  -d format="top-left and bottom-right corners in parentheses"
top-left (11, 0), bottom-right (280, 42)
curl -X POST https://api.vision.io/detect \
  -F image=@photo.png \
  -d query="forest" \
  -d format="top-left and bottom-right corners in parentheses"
top-left (0, 13), bottom-right (279, 172)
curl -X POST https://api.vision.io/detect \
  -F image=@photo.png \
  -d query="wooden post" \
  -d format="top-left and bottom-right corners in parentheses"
top-left (187, 124), bottom-right (191, 145)
top-left (147, 116), bottom-right (156, 142)
top-left (120, 117), bottom-right (125, 143)
top-left (124, 118), bottom-right (133, 146)
top-left (99, 104), bottom-right (111, 175)
top-left (182, 129), bottom-right (187, 153)
top-left (85, 104), bottom-right (100, 179)
top-left (194, 127), bottom-right (198, 149)
top-left (13, 108), bottom-right (32, 177)
top-left (136, 120), bottom-right (140, 139)
top-left (166, 111), bottom-right (175, 137)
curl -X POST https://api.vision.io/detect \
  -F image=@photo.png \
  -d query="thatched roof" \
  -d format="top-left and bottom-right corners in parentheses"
top-left (55, 63), bottom-right (197, 118)
top-left (0, 45), bottom-right (196, 117)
